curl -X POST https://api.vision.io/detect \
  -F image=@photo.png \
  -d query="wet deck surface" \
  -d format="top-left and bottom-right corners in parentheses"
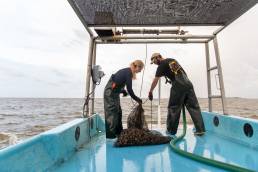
top-left (52, 130), bottom-right (258, 172)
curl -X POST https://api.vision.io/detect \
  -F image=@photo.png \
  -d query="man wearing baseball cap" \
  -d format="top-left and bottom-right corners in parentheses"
top-left (148, 53), bottom-right (205, 136)
top-left (150, 53), bottom-right (161, 64)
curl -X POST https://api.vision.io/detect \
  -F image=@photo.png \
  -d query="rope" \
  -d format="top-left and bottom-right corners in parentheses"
top-left (130, 43), bottom-right (148, 108)
top-left (129, 98), bottom-right (149, 114)
top-left (82, 89), bottom-right (95, 118)
top-left (170, 106), bottom-right (254, 172)
top-left (139, 43), bottom-right (148, 97)
top-left (138, 43), bottom-right (153, 129)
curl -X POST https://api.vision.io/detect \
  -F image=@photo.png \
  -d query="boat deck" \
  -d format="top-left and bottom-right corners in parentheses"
top-left (51, 129), bottom-right (258, 172)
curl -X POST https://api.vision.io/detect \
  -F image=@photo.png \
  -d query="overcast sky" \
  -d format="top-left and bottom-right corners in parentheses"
top-left (0, 0), bottom-right (258, 98)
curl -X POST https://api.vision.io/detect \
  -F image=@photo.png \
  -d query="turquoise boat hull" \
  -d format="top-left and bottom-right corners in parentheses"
top-left (0, 112), bottom-right (258, 172)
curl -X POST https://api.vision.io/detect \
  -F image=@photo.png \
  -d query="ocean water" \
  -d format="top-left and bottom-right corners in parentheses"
top-left (1, 97), bottom-right (258, 149)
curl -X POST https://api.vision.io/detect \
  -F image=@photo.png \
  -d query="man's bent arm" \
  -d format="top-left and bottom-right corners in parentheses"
top-left (149, 77), bottom-right (160, 92)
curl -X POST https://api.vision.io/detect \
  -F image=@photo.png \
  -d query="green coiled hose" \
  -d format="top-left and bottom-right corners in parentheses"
top-left (169, 106), bottom-right (254, 172)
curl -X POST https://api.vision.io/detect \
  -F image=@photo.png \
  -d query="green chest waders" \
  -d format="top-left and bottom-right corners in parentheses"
top-left (167, 61), bottom-right (205, 134)
top-left (104, 76), bottom-right (125, 138)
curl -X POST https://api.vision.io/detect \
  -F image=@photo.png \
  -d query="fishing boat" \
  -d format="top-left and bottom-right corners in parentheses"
top-left (1, 1), bottom-right (258, 171)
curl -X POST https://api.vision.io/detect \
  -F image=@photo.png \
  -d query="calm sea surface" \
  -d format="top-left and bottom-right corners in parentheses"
top-left (1, 97), bottom-right (258, 149)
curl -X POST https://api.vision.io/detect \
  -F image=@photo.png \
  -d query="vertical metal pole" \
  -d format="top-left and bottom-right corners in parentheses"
top-left (151, 101), bottom-right (153, 130)
top-left (90, 41), bottom-right (97, 115)
top-left (158, 79), bottom-right (161, 128)
top-left (213, 36), bottom-right (228, 114)
top-left (84, 37), bottom-right (94, 117)
top-left (205, 43), bottom-right (212, 112)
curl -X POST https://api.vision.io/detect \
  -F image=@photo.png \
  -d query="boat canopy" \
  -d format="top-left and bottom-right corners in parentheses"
top-left (67, 0), bottom-right (257, 116)
top-left (68, 0), bottom-right (258, 28)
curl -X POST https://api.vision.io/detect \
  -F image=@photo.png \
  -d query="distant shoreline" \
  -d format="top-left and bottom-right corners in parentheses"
top-left (1, 97), bottom-right (258, 99)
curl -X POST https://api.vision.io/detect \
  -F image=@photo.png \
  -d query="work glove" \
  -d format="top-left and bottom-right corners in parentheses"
top-left (120, 89), bottom-right (128, 97)
top-left (148, 91), bottom-right (153, 101)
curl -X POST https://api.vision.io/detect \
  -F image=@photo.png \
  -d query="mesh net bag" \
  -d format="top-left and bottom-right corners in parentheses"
top-left (114, 104), bottom-right (171, 147)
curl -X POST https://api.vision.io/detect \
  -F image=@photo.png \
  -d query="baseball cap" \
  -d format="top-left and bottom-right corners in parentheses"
top-left (150, 53), bottom-right (161, 64)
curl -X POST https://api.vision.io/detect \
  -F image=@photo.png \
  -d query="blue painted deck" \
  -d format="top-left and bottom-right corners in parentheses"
top-left (1, 112), bottom-right (258, 172)
top-left (51, 130), bottom-right (258, 172)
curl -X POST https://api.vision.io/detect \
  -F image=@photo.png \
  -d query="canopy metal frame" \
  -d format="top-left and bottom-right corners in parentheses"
top-left (67, 0), bottom-right (258, 119)
top-left (82, 27), bottom-right (228, 122)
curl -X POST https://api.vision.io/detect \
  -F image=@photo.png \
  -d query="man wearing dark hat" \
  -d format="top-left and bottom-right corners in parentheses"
top-left (148, 53), bottom-right (205, 136)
